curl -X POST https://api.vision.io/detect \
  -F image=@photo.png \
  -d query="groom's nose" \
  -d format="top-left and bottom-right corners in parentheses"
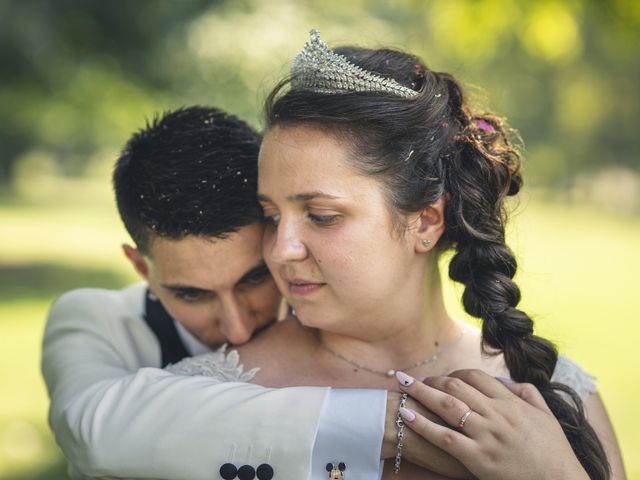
top-left (218, 294), bottom-right (255, 345)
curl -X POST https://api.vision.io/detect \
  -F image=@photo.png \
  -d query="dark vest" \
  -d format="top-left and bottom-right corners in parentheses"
top-left (144, 290), bottom-right (191, 367)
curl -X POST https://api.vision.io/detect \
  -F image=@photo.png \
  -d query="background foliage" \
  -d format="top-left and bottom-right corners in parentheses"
top-left (0, 0), bottom-right (638, 478)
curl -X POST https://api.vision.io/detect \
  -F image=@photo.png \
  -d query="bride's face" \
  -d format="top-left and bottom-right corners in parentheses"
top-left (258, 125), bottom-right (422, 337)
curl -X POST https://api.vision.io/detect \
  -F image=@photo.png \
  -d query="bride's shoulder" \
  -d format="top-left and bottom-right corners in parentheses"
top-left (446, 323), bottom-right (510, 377)
top-left (247, 315), bottom-right (306, 347)
top-left (237, 315), bottom-right (311, 365)
top-left (163, 318), bottom-right (310, 383)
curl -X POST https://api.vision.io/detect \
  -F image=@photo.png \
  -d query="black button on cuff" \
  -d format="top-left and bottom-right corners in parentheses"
top-left (220, 463), bottom-right (237, 480)
top-left (238, 464), bottom-right (256, 480)
top-left (256, 463), bottom-right (274, 480)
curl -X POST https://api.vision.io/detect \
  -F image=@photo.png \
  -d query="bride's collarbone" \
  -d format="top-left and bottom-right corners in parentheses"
top-left (243, 320), bottom-right (509, 386)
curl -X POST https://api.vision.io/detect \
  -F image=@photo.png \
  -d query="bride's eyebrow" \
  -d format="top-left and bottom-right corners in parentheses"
top-left (257, 191), bottom-right (343, 203)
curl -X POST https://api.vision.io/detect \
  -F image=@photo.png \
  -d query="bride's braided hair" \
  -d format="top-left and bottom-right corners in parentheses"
top-left (265, 46), bottom-right (609, 479)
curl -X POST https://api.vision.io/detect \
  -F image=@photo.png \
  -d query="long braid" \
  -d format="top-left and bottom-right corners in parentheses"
top-left (441, 76), bottom-right (610, 479)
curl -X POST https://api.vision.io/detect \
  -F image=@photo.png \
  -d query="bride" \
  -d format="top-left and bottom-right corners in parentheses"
top-left (169, 31), bottom-right (623, 479)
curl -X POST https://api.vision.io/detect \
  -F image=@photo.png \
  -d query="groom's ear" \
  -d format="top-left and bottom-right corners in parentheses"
top-left (122, 243), bottom-right (149, 279)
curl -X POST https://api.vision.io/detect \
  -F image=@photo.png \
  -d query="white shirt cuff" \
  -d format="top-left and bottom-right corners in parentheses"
top-left (312, 388), bottom-right (387, 480)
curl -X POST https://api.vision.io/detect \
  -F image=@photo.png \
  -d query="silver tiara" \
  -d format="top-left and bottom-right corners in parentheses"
top-left (291, 29), bottom-right (419, 99)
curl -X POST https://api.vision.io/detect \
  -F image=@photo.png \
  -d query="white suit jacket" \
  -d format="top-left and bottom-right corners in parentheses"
top-left (42, 283), bottom-right (386, 480)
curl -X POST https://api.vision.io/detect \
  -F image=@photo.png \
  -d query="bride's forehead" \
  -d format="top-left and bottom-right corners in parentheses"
top-left (259, 128), bottom-right (362, 181)
top-left (260, 125), bottom-right (350, 161)
top-left (257, 126), bottom-right (391, 203)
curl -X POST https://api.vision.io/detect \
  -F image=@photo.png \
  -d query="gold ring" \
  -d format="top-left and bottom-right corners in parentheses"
top-left (458, 410), bottom-right (472, 429)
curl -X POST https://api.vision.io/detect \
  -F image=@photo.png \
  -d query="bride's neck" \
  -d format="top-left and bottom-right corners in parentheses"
top-left (317, 262), bottom-right (459, 373)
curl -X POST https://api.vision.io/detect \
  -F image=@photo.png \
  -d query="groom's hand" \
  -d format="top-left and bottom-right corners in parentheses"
top-left (382, 392), bottom-right (474, 479)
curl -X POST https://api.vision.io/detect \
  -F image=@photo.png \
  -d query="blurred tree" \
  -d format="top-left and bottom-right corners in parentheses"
top-left (0, 0), bottom-right (638, 190)
top-left (0, 0), bottom-right (217, 185)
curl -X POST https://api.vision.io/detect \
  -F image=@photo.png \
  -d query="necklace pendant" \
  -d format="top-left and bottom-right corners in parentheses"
top-left (386, 369), bottom-right (396, 377)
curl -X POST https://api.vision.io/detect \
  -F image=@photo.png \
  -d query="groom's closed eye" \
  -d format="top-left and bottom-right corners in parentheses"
top-left (159, 261), bottom-right (271, 304)
top-left (167, 287), bottom-right (213, 303)
top-left (237, 262), bottom-right (272, 288)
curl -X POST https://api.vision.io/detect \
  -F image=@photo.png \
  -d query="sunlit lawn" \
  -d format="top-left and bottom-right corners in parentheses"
top-left (1, 187), bottom-right (638, 479)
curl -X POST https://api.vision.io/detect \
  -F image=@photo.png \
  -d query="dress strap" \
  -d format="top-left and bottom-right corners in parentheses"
top-left (551, 355), bottom-right (597, 400)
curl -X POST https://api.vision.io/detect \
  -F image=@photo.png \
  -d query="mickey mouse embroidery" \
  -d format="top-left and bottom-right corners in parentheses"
top-left (326, 462), bottom-right (346, 480)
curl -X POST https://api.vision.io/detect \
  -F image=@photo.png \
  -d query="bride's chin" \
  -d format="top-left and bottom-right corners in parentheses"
top-left (293, 312), bottom-right (344, 337)
top-left (290, 307), bottom-right (322, 329)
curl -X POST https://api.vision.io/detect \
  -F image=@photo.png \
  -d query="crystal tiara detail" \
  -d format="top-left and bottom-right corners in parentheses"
top-left (291, 29), bottom-right (419, 99)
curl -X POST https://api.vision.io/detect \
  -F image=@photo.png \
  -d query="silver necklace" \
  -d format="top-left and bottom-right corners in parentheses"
top-left (318, 328), bottom-right (467, 378)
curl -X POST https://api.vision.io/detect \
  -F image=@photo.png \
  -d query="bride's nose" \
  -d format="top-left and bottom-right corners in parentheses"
top-left (266, 217), bottom-right (307, 264)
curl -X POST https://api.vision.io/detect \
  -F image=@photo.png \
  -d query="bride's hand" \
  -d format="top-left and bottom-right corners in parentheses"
top-left (395, 370), bottom-right (589, 480)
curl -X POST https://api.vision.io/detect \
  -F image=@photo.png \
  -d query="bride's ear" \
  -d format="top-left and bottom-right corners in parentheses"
top-left (413, 195), bottom-right (447, 253)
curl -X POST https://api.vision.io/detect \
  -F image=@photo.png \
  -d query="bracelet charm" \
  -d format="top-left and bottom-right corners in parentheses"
top-left (394, 393), bottom-right (409, 474)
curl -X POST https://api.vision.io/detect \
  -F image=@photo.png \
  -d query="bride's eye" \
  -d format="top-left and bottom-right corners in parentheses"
top-left (308, 213), bottom-right (338, 226)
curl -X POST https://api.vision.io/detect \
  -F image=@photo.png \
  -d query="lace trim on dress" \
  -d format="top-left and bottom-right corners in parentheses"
top-left (166, 344), bottom-right (259, 382)
top-left (551, 354), bottom-right (597, 400)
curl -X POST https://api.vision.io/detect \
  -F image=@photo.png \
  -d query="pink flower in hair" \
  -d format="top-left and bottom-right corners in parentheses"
top-left (475, 119), bottom-right (494, 133)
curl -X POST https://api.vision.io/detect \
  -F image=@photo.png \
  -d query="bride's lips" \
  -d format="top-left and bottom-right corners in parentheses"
top-left (285, 277), bottom-right (326, 296)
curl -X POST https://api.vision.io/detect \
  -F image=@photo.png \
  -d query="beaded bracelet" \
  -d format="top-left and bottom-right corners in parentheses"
top-left (393, 393), bottom-right (408, 474)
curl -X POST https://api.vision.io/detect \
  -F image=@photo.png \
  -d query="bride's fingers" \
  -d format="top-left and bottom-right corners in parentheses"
top-left (443, 370), bottom-right (553, 419)
top-left (397, 373), bottom-right (486, 434)
top-left (444, 369), bottom-right (552, 414)
top-left (445, 369), bottom-right (513, 399)
top-left (398, 406), bottom-right (477, 466)
top-left (421, 375), bottom-right (490, 415)
top-left (501, 381), bottom-right (553, 414)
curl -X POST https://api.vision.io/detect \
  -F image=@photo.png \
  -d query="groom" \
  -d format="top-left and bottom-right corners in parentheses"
top-left (43, 106), bottom-right (394, 480)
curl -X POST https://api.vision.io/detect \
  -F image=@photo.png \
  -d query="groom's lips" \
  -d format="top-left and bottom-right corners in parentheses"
top-left (286, 277), bottom-right (326, 296)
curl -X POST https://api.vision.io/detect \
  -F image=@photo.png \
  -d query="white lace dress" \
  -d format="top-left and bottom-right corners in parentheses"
top-left (166, 345), bottom-right (596, 400)
top-left (167, 344), bottom-right (260, 382)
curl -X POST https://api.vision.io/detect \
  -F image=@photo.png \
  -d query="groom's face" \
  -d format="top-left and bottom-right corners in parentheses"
top-left (129, 222), bottom-right (281, 347)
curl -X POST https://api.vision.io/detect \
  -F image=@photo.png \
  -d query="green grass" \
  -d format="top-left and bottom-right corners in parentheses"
top-left (0, 197), bottom-right (137, 479)
top-left (1, 192), bottom-right (638, 479)
top-left (0, 301), bottom-right (68, 479)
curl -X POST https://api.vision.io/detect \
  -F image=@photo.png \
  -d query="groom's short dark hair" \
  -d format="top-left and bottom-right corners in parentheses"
top-left (113, 106), bottom-right (263, 253)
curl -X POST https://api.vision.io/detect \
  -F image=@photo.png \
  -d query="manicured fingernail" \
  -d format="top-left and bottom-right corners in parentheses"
top-left (496, 376), bottom-right (515, 384)
top-left (396, 371), bottom-right (414, 386)
top-left (416, 376), bottom-right (426, 382)
top-left (399, 407), bottom-right (416, 422)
